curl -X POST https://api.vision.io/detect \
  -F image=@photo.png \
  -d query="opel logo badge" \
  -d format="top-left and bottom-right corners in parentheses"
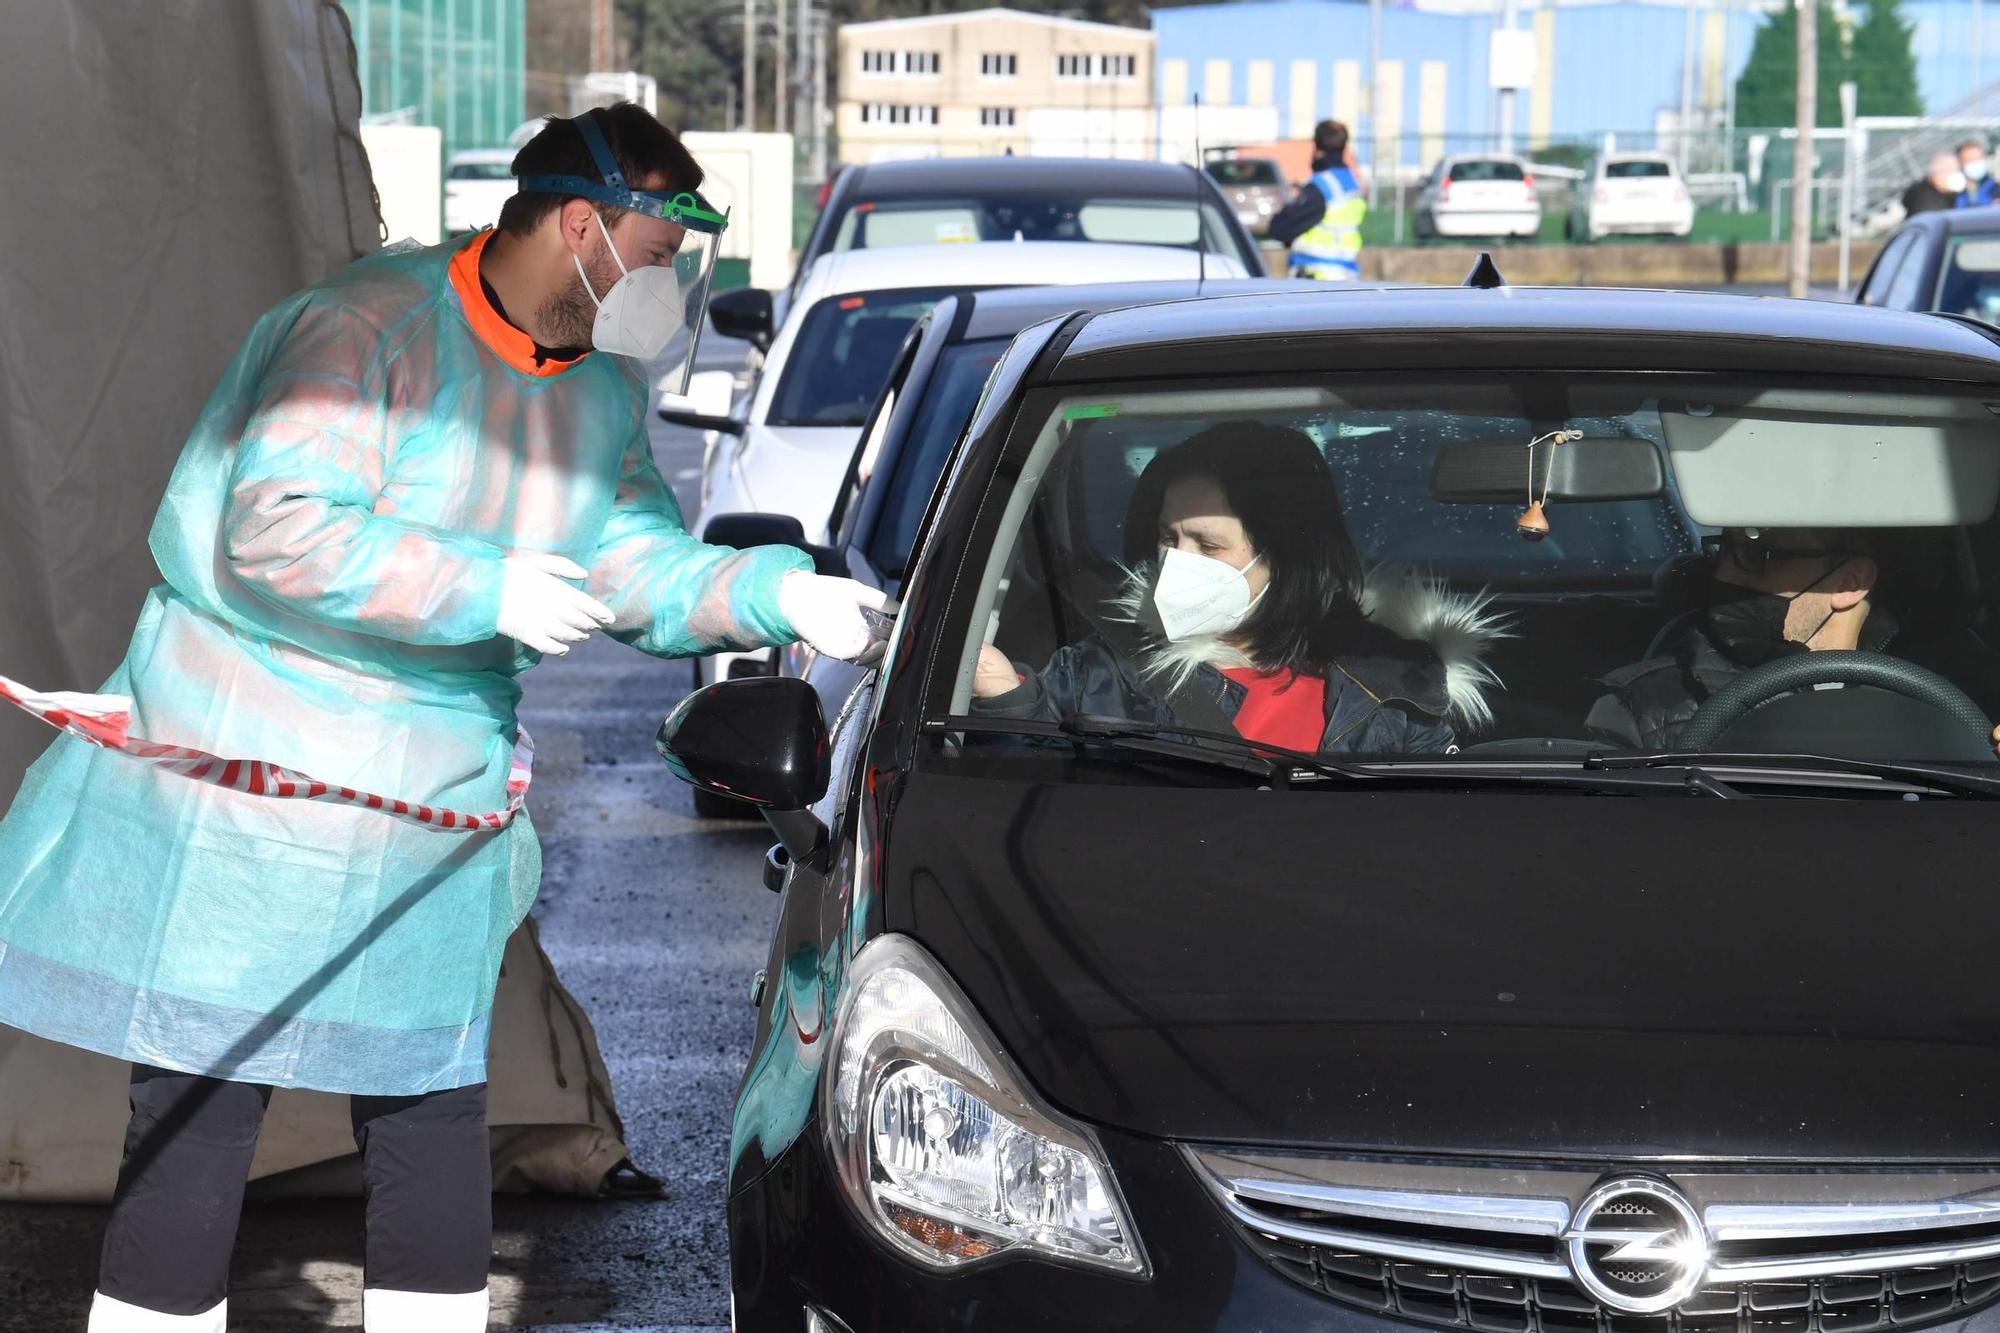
top-left (1563, 1177), bottom-right (1710, 1314)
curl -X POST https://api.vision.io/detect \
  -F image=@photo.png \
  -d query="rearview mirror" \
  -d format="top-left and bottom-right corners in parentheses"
top-left (656, 678), bottom-right (831, 867)
top-left (710, 286), bottom-right (775, 351)
top-left (702, 512), bottom-right (849, 577)
top-left (1431, 436), bottom-right (1666, 503)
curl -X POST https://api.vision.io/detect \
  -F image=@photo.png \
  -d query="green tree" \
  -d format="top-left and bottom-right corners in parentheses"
top-left (1733, 0), bottom-right (1849, 129)
top-left (1849, 0), bottom-right (1922, 116)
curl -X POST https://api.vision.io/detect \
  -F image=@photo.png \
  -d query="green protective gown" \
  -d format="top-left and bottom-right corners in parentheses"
top-left (0, 236), bottom-right (809, 1095)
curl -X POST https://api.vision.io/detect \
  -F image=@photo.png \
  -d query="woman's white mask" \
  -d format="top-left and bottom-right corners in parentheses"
top-left (576, 211), bottom-right (685, 360)
top-left (1153, 547), bottom-right (1268, 641)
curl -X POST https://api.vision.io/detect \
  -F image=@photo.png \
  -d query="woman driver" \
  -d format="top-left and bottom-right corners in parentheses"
top-left (971, 421), bottom-right (1506, 755)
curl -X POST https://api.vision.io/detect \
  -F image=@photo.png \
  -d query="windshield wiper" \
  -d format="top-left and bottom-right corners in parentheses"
top-left (930, 716), bottom-right (1728, 794)
top-left (929, 714), bottom-right (1284, 780)
top-left (1583, 750), bottom-right (2000, 799)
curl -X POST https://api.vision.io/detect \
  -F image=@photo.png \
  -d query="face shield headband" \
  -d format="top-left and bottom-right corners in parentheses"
top-left (513, 109), bottom-right (729, 391)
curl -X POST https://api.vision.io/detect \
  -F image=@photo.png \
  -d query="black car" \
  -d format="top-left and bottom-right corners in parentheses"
top-left (790, 157), bottom-right (1270, 302)
top-left (662, 276), bottom-right (2000, 1333)
top-left (1856, 205), bottom-right (2000, 319)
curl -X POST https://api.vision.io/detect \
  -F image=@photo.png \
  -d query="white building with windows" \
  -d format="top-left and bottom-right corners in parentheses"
top-left (835, 8), bottom-right (1156, 164)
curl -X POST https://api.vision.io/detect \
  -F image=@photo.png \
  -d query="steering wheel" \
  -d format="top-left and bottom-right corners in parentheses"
top-left (1679, 650), bottom-right (1992, 751)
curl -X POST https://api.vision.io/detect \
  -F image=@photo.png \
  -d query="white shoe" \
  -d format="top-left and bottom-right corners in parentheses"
top-left (363, 1287), bottom-right (490, 1332)
top-left (87, 1292), bottom-right (226, 1333)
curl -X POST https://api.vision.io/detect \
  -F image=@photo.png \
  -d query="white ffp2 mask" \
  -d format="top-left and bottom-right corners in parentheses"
top-left (1152, 547), bottom-right (1267, 641)
top-left (576, 211), bottom-right (685, 361)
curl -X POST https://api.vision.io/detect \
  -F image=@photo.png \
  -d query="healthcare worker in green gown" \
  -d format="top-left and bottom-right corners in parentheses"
top-left (0, 104), bottom-right (884, 1333)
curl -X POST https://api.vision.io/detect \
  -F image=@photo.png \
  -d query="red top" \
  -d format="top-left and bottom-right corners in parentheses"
top-left (1219, 667), bottom-right (1327, 753)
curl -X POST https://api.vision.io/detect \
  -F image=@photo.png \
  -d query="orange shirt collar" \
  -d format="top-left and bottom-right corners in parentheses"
top-left (447, 230), bottom-right (588, 379)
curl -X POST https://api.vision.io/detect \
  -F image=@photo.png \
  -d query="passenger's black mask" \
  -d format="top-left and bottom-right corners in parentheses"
top-left (1701, 560), bottom-right (1847, 667)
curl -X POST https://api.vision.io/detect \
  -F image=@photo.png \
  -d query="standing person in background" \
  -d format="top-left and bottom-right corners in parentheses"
top-left (1269, 120), bottom-right (1369, 280)
top-left (1904, 153), bottom-right (1966, 216)
top-left (1957, 139), bottom-right (1999, 207)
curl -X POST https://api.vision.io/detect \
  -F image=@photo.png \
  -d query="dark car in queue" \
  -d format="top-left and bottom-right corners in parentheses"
top-left (660, 278), bottom-right (2000, 1333)
top-left (1856, 205), bottom-right (2000, 321)
top-left (789, 157), bottom-right (1270, 308)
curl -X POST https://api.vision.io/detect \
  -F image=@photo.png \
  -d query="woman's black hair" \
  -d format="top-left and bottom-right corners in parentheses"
top-left (1122, 421), bottom-right (1365, 672)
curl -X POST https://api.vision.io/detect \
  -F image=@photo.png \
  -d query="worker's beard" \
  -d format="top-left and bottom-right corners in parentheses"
top-left (539, 243), bottom-right (623, 350)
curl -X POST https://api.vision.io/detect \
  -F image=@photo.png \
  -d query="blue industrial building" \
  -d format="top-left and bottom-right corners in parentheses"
top-left (1152, 0), bottom-right (1999, 168)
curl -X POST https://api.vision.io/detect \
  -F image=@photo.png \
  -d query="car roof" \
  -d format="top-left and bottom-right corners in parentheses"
top-left (1048, 285), bottom-right (2000, 384)
top-left (1896, 207), bottom-right (2000, 237)
top-left (796, 241), bottom-right (1246, 301)
top-left (840, 155), bottom-right (1211, 199)
top-left (447, 148), bottom-right (516, 163)
top-left (950, 277), bottom-right (1374, 341)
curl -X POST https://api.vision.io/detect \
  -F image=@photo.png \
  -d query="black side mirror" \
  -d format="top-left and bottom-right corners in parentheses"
top-left (710, 287), bottom-right (775, 352)
top-left (656, 677), bottom-right (832, 868)
top-left (657, 405), bottom-right (745, 434)
top-left (702, 511), bottom-right (849, 577)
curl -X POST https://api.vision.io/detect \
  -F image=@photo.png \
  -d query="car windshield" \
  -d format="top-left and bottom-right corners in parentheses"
top-left (449, 161), bottom-right (512, 180)
top-left (768, 288), bottom-right (955, 427)
top-left (1935, 236), bottom-right (2000, 322)
top-left (943, 374), bottom-right (2000, 770)
top-left (1606, 160), bottom-right (1673, 179)
top-left (1449, 161), bottom-right (1525, 182)
top-left (829, 194), bottom-right (1238, 255)
top-left (867, 338), bottom-right (1010, 574)
top-left (1206, 160), bottom-right (1281, 187)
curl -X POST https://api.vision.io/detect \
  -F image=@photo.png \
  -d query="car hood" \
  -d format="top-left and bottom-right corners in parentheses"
top-left (879, 775), bottom-right (2000, 1160)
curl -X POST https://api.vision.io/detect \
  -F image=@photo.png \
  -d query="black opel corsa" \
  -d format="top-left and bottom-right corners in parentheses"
top-left (660, 273), bottom-right (2000, 1333)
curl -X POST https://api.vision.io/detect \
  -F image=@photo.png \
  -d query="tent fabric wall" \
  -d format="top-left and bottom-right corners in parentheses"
top-left (0, 0), bottom-right (380, 809)
top-left (0, 0), bottom-right (636, 1199)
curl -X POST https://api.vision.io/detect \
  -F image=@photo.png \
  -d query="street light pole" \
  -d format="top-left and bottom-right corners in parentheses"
top-left (1497, 0), bottom-right (1519, 155)
top-left (1788, 0), bottom-right (1816, 298)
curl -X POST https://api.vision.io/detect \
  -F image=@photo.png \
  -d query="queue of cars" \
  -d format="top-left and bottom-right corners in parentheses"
top-left (1205, 149), bottom-right (1695, 245)
top-left (651, 154), bottom-right (2000, 1333)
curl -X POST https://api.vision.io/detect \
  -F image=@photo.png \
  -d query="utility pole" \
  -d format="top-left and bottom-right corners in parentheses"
top-left (811, 10), bottom-right (829, 180)
top-left (1788, 0), bottom-right (1816, 298)
top-left (1679, 0), bottom-right (1698, 170)
top-left (776, 0), bottom-right (789, 134)
top-left (1367, 0), bottom-right (1382, 207)
top-left (796, 0), bottom-right (811, 163)
top-left (743, 0), bottom-right (757, 131)
top-left (1497, 0), bottom-right (1520, 155)
top-left (591, 0), bottom-right (613, 70)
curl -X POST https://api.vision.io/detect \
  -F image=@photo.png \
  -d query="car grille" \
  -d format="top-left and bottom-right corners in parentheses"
top-left (1244, 1231), bottom-right (2000, 1333)
top-left (1186, 1149), bottom-right (2000, 1333)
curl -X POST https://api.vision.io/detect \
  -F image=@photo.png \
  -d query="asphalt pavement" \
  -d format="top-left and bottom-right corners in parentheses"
top-left (0, 338), bottom-right (764, 1333)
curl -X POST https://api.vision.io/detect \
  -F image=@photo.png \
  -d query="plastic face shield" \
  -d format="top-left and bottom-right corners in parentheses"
top-left (517, 109), bottom-right (730, 393)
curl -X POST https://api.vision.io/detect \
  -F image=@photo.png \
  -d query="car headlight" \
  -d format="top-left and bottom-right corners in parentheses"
top-left (821, 934), bottom-right (1148, 1277)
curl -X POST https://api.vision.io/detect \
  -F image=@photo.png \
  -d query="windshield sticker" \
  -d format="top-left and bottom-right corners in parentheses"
top-left (1065, 403), bottom-right (1121, 421)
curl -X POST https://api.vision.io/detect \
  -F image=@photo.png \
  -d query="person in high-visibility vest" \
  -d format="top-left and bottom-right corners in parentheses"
top-left (1270, 120), bottom-right (1369, 280)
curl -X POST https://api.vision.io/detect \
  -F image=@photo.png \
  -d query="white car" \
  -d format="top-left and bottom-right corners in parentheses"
top-left (670, 239), bottom-right (1251, 688)
top-left (444, 149), bottom-right (515, 234)
top-left (1571, 152), bottom-right (1695, 242)
top-left (1413, 156), bottom-right (1541, 241)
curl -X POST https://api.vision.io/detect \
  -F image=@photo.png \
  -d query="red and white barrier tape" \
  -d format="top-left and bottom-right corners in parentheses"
top-left (0, 675), bottom-right (530, 832)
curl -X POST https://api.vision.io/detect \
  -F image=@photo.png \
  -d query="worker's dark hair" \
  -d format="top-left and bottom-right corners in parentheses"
top-left (496, 103), bottom-right (704, 238)
top-left (1314, 119), bottom-right (1349, 158)
top-left (1959, 137), bottom-right (1989, 156)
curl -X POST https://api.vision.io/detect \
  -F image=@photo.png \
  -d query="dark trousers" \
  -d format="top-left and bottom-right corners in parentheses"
top-left (97, 1065), bottom-right (492, 1316)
